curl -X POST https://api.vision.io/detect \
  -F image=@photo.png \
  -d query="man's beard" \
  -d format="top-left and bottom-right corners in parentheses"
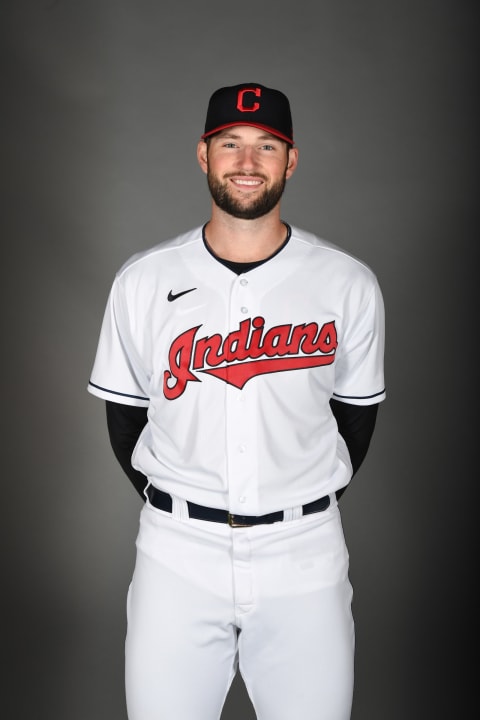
top-left (207, 170), bottom-right (287, 220)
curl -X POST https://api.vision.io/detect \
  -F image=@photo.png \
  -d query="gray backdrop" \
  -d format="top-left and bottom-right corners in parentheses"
top-left (2, 1), bottom-right (477, 718)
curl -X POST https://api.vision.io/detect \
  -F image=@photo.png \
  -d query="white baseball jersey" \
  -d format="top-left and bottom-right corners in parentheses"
top-left (88, 225), bottom-right (385, 515)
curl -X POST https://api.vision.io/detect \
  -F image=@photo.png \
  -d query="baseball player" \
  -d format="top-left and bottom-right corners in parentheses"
top-left (88, 83), bottom-right (385, 720)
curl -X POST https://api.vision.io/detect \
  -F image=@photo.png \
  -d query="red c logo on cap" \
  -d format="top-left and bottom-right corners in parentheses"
top-left (237, 87), bottom-right (261, 112)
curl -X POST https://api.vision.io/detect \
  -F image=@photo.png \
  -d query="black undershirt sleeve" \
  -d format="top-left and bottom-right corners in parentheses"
top-left (105, 399), bottom-right (379, 504)
top-left (330, 399), bottom-right (379, 500)
top-left (106, 401), bottom-right (149, 500)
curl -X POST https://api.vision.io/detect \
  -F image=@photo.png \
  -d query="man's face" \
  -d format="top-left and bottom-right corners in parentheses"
top-left (198, 126), bottom-right (298, 220)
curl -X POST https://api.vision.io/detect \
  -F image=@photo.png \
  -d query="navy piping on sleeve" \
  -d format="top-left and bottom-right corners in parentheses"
top-left (332, 389), bottom-right (385, 401)
top-left (88, 381), bottom-right (149, 402)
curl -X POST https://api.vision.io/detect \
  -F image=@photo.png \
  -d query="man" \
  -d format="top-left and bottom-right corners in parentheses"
top-left (88, 82), bottom-right (385, 720)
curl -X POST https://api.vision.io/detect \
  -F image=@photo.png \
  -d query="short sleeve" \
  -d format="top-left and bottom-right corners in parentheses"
top-left (87, 278), bottom-right (150, 407)
top-left (332, 277), bottom-right (386, 406)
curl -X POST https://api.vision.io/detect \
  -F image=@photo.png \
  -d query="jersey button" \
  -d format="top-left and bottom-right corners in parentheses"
top-left (240, 306), bottom-right (248, 314)
top-left (239, 444), bottom-right (246, 453)
top-left (240, 278), bottom-right (248, 287)
top-left (239, 496), bottom-right (247, 503)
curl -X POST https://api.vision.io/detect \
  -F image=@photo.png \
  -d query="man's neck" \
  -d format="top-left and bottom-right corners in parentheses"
top-left (204, 206), bottom-right (288, 263)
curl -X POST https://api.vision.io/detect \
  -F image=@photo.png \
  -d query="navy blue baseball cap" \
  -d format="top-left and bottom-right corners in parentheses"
top-left (202, 83), bottom-right (294, 145)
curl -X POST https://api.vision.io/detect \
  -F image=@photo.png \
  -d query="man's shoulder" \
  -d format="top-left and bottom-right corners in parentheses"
top-left (289, 225), bottom-right (378, 280)
top-left (115, 226), bottom-right (204, 279)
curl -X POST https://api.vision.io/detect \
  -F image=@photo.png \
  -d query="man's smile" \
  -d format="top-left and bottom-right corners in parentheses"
top-left (232, 178), bottom-right (262, 186)
top-left (227, 174), bottom-right (266, 191)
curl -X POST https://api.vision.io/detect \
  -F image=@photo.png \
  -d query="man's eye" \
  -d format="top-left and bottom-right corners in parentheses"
top-left (223, 142), bottom-right (237, 148)
top-left (261, 145), bottom-right (275, 151)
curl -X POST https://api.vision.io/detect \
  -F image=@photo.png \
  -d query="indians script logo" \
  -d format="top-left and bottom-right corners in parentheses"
top-left (163, 316), bottom-right (337, 400)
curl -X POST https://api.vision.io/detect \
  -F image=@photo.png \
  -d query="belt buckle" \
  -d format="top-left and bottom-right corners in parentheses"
top-left (228, 513), bottom-right (252, 528)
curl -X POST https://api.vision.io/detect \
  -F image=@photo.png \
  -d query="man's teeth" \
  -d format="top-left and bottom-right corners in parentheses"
top-left (235, 179), bottom-right (261, 185)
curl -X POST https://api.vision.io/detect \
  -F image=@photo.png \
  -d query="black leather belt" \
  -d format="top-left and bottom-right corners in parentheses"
top-left (146, 484), bottom-right (330, 528)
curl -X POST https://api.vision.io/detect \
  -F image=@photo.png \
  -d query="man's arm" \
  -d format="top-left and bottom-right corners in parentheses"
top-left (330, 399), bottom-right (379, 500)
top-left (105, 401), bottom-right (149, 500)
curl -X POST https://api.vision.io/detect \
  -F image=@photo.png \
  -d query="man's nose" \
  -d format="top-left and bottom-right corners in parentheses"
top-left (236, 145), bottom-right (257, 170)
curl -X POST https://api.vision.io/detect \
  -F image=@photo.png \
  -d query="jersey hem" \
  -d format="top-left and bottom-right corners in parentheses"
top-left (87, 381), bottom-right (150, 407)
top-left (332, 389), bottom-right (386, 405)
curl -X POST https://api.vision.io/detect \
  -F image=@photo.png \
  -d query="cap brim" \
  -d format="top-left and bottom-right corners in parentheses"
top-left (201, 121), bottom-right (294, 145)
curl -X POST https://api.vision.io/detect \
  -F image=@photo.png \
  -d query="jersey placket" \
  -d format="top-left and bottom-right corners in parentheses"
top-left (225, 274), bottom-right (259, 516)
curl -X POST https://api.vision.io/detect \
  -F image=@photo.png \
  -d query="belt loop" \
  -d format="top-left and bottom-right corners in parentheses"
top-left (283, 505), bottom-right (303, 522)
top-left (172, 496), bottom-right (189, 521)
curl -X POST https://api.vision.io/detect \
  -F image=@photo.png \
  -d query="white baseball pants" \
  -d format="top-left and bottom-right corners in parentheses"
top-left (125, 494), bottom-right (354, 720)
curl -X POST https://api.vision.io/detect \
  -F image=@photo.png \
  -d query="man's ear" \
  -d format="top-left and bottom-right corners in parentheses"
top-left (197, 140), bottom-right (208, 175)
top-left (285, 146), bottom-right (299, 180)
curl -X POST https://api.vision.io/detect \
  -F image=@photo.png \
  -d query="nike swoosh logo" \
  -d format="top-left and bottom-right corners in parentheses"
top-left (167, 288), bottom-right (197, 302)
